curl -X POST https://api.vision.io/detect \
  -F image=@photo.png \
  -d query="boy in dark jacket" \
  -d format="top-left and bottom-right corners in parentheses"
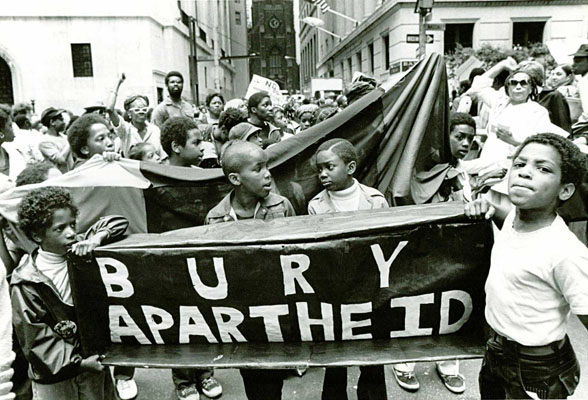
top-left (11, 187), bottom-right (128, 399)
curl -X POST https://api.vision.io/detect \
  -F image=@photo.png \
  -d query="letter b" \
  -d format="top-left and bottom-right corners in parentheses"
top-left (97, 257), bottom-right (134, 298)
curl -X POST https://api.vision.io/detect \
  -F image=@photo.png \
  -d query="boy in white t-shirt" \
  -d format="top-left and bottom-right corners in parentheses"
top-left (465, 133), bottom-right (588, 399)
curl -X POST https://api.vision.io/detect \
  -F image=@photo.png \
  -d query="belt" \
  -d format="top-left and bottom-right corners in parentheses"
top-left (491, 333), bottom-right (567, 356)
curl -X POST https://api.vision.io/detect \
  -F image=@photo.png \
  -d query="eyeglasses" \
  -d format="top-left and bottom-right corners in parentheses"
top-left (507, 79), bottom-right (530, 88)
top-left (129, 107), bottom-right (148, 113)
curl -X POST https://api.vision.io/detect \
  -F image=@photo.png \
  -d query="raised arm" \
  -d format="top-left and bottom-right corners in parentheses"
top-left (106, 73), bottom-right (126, 128)
top-left (464, 197), bottom-right (511, 229)
top-left (71, 215), bottom-right (129, 256)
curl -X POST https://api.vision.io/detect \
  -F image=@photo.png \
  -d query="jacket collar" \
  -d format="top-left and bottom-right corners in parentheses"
top-left (207, 191), bottom-right (284, 220)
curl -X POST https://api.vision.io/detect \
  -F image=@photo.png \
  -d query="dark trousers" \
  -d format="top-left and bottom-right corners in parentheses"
top-left (171, 368), bottom-right (212, 389)
top-left (322, 366), bottom-right (387, 400)
top-left (479, 332), bottom-right (580, 399)
top-left (239, 369), bottom-right (285, 400)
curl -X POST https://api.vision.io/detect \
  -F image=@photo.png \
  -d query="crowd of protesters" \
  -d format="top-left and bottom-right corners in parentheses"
top-left (0, 44), bottom-right (587, 400)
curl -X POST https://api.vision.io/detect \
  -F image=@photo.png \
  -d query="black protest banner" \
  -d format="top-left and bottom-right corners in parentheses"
top-left (69, 203), bottom-right (492, 368)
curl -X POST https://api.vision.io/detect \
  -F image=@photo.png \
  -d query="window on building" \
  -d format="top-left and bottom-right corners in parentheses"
top-left (340, 61), bottom-right (344, 80)
top-left (444, 23), bottom-right (474, 53)
top-left (513, 21), bottom-right (545, 47)
top-left (269, 48), bottom-right (281, 77)
top-left (199, 27), bottom-right (207, 43)
top-left (157, 87), bottom-right (164, 103)
top-left (71, 43), bottom-right (93, 77)
top-left (221, 49), bottom-right (226, 58)
top-left (356, 51), bottom-right (362, 73)
top-left (382, 34), bottom-right (390, 70)
top-left (236, 11), bottom-right (242, 25)
top-left (368, 43), bottom-right (374, 74)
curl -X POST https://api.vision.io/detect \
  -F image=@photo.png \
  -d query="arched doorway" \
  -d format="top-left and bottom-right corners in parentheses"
top-left (0, 57), bottom-right (14, 105)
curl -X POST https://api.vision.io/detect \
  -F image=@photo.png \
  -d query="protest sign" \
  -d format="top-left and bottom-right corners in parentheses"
top-left (69, 203), bottom-right (492, 368)
top-left (245, 74), bottom-right (285, 105)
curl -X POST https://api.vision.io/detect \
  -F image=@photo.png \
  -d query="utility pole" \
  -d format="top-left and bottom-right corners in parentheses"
top-left (213, 2), bottom-right (221, 92)
top-left (189, 16), bottom-right (199, 105)
top-left (415, 0), bottom-right (433, 59)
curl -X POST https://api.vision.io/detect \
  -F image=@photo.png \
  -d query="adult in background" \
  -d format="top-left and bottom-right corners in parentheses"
top-left (571, 44), bottom-right (588, 144)
top-left (245, 91), bottom-right (281, 149)
top-left (107, 74), bottom-right (165, 159)
top-left (198, 93), bottom-right (224, 126)
top-left (38, 107), bottom-right (73, 173)
top-left (152, 71), bottom-right (196, 129)
top-left (0, 104), bottom-right (24, 182)
top-left (519, 60), bottom-right (571, 133)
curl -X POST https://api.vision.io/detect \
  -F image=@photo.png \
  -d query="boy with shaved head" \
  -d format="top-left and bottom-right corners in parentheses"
top-left (205, 140), bottom-right (295, 223)
top-left (204, 140), bottom-right (294, 398)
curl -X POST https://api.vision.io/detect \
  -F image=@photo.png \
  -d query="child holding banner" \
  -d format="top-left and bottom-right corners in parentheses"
top-left (307, 138), bottom-right (388, 400)
top-left (10, 187), bottom-right (129, 400)
top-left (67, 114), bottom-right (121, 169)
top-left (205, 140), bottom-right (295, 398)
top-left (465, 133), bottom-right (588, 399)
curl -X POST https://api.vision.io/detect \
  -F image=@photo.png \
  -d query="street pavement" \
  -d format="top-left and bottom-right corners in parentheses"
top-left (128, 316), bottom-right (588, 399)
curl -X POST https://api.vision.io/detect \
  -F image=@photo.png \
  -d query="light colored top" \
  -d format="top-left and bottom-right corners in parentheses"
top-left (38, 133), bottom-right (73, 172)
top-left (113, 120), bottom-right (166, 159)
top-left (485, 211), bottom-right (588, 346)
top-left (36, 248), bottom-right (73, 306)
top-left (328, 179), bottom-right (362, 212)
top-left (0, 263), bottom-right (14, 400)
top-left (151, 96), bottom-right (195, 128)
top-left (308, 179), bottom-right (389, 214)
top-left (578, 73), bottom-right (588, 123)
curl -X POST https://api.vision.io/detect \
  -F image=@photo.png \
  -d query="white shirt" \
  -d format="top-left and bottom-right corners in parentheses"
top-left (36, 249), bottom-right (73, 306)
top-left (485, 211), bottom-right (588, 346)
top-left (328, 179), bottom-right (362, 212)
top-left (578, 73), bottom-right (588, 123)
top-left (113, 120), bottom-right (166, 159)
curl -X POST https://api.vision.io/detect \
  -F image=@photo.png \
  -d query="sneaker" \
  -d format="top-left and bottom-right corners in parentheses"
top-left (115, 378), bottom-right (138, 400)
top-left (392, 366), bottom-right (420, 392)
top-left (200, 376), bottom-right (222, 398)
top-left (436, 366), bottom-right (466, 394)
top-left (176, 384), bottom-right (200, 400)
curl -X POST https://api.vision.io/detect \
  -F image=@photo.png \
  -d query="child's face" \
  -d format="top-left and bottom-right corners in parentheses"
top-left (449, 124), bottom-right (475, 159)
top-left (141, 144), bottom-right (161, 163)
top-left (299, 112), bottom-right (313, 131)
top-left (235, 148), bottom-right (272, 198)
top-left (508, 143), bottom-right (572, 211)
top-left (316, 149), bottom-right (355, 191)
top-left (273, 111), bottom-right (287, 129)
top-left (247, 131), bottom-right (264, 148)
top-left (83, 123), bottom-right (114, 157)
top-left (37, 208), bottom-right (76, 255)
top-left (175, 128), bottom-right (204, 166)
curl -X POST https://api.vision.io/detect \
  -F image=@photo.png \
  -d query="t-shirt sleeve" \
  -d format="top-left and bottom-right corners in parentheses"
top-left (553, 249), bottom-right (588, 315)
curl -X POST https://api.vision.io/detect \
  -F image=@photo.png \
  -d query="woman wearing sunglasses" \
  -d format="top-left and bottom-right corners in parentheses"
top-left (464, 57), bottom-right (553, 207)
top-left (106, 74), bottom-right (166, 159)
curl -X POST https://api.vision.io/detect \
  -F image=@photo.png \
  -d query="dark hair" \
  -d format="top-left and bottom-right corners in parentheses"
top-left (558, 64), bottom-right (573, 77)
top-left (14, 114), bottom-right (31, 129)
top-left (504, 69), bottom-right (538, 101)
top-left (220, 140), bottom-right (266, 177)
top-left (315, 138), bottom-right (357, 164)
top-left (449, 112), bottom-right (476, 132)
top-left (160, 116), bottom-right (199, 155)
top-left (18, 187), bottom-right (78, 242)
top-left (123, 95), bottom-right (149, 111)
top-left (165, 71), bottom-right (184, 85)
top-left (513, 133), bottom-right (587, 187)
top-left (206, 92), bottom-right (225, 107)
top-left (518, 61), bottom-right (545, 87)
top-left (12, 102), bottom-right (32, 118)
top-left (248, 91), bottom-right (270, 113)
top-left (128, 142), bottom-right (157, 161)
top-left (314, 106), bottom-right (339, 124)
top-left (0, 104), bottom-right (11, 130)
top-left (16, 162), bottom-right (57, 186)
top-left (468, 67), bottom-right (485, 82)
top-left (66, 113), bottom-right (109, 158)
top-left (219, 108), bottom-right (248, 133)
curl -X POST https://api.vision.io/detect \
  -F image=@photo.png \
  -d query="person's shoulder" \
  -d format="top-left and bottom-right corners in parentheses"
top-left (205, 192), bottom-right (233, 223)
top-left (309, 188), bottom-right (328, 203)
top-left (359, 183), bottom-right (386, 198)
top-left (551, 216), bottom-right (588, 255)
top-left (264, 192), bottom-right (291, 207)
